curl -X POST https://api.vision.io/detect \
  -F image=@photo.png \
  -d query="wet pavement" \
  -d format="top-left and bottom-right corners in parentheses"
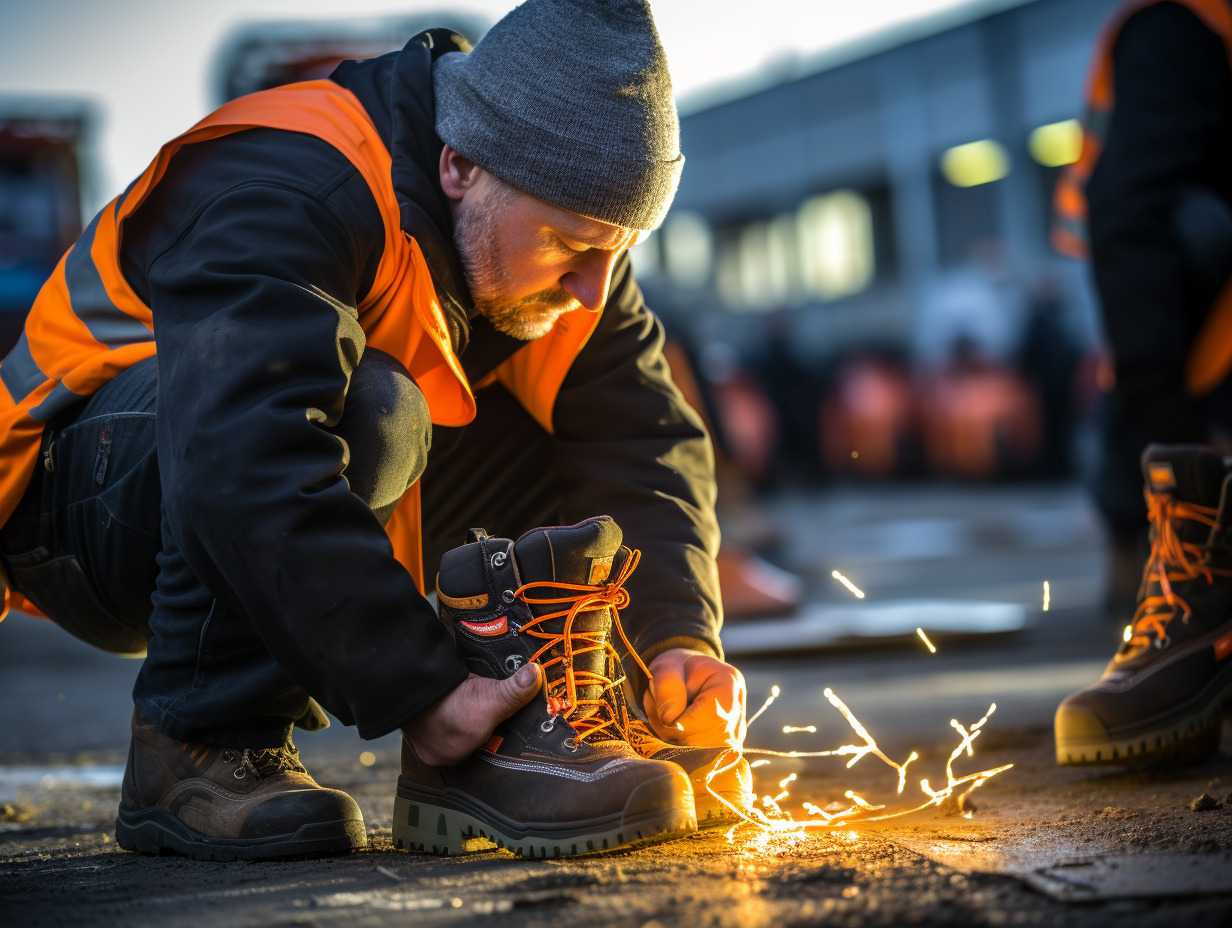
top-left (2, 481), bottom-right (1231, 926)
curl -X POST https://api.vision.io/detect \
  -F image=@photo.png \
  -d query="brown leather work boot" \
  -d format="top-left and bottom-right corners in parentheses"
top-left (115, 709), bottom-right (366, 860)
top-left (394, 517), bottom-right (696, 857)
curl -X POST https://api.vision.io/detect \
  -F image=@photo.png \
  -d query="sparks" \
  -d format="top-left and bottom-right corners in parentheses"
top-left (700, 685), bottom-right (1013, 838)
top-left (1042, 580), bottom-right (1050, 612)
top-left (831, 570), bottom-right (865, 599)
top-left (782, 725), bottom-right (817, 734)
top-left (916, 627), bottom-right (937, 653)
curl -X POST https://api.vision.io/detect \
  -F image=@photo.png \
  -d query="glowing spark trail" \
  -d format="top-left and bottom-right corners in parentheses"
top-left (1043, 580), bottom-right (1050, 612)
top-left (700, 685), bottom-right (1013, 838)
top-left (916, 627), bottom-right (937, 653)
top-left (783, 725), bottom-right (817, 734)
top-left (831, 570), bottom-right (865, 599)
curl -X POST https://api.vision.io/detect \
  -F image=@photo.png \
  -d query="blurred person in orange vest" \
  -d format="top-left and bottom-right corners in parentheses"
top-left (1052, 0), bottom-right (1232, 768)
top-left (0, 0), bottom-right (747, 860)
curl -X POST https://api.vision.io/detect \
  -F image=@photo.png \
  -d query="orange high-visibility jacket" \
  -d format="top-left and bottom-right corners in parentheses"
top-left (1053, 0), bottom-right (1232, 396)
top-left (0, 80), bottom-right (601, 616)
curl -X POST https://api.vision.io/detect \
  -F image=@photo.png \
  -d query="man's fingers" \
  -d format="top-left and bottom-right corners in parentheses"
top-left (647, 670), bottom-right (689, 724)
top-left (491, 662), bottom-right (543, 718)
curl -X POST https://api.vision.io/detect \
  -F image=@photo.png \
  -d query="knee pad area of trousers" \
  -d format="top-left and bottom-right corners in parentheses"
top-left (335, 350), bottom-right (431, 514)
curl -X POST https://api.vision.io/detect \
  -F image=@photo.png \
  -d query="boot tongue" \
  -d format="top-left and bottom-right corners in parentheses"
top-left (512, 516), bottom-right (625, 714)
top-left (1141, 445), bottom-right (1228, 544)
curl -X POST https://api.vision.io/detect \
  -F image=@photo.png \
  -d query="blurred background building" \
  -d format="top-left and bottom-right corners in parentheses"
top-left (636, 0), bottom-right (1121, 484)
top-left (0, 0), bottom-right (1125, 486)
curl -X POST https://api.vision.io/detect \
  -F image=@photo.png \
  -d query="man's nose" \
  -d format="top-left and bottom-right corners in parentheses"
top-left (561, 252), bottom-right (619, 313)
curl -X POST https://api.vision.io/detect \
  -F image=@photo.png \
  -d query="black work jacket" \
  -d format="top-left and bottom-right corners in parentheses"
top-left (118, 31), bottom-right (721, 738)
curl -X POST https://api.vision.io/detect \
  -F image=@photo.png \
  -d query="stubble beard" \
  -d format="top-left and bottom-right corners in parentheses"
top-left (453, 183), bottom-right (579, 341)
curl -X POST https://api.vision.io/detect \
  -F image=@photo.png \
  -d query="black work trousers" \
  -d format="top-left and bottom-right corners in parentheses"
top-left (0, 353), bottom-right (561, 746)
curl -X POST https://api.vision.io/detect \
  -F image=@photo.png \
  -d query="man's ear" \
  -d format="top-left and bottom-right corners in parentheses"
top-left (439, 145), bottom-right (482, 201)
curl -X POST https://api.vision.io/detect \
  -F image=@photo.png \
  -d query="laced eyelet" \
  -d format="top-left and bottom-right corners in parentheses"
top-left (221, 751), bottom-right (236, 764)
top-left (540, 717), bottom-right (557, 733)
top-left (1154, 635), bottom-right (1171, 650)
top-left (564, 738), bottom-right (578, 753)
top-left (233, 767), bottom-right (247, 779)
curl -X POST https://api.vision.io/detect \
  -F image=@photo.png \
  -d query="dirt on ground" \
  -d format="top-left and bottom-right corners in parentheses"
top-left (3, 724), bottom-right (1231, 928)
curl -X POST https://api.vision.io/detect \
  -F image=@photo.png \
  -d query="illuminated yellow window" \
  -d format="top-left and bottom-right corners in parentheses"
top-left (940, 139), bottom-right (1011, 188)
top-left (1028, 118), bottom-right (1083, 168)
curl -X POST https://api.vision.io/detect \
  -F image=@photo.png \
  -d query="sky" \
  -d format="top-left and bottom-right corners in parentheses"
top-left (0, 0), bottom-right (1021, 210)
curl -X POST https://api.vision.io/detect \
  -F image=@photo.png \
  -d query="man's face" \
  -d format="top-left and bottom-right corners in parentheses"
top-left (452, 173), bottom-right (640, 341)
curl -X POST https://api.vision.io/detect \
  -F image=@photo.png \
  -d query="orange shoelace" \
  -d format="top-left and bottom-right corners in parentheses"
top-left (513, 546), bottom-right (652, 742)
top-left (1127, 491), bottom-right (1232, 648)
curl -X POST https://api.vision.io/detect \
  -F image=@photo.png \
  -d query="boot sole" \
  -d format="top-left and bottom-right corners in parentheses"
top-left (1055, 670), bottom-right (1232, 767)
top-left (694, 791), bottom-right (748, 830)
top-left (115, 807), bottom-right (367, 861)
top-left (392, 770), bottom-right (695, 857)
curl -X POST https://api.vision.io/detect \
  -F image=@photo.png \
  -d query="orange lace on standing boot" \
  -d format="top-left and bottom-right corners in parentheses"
top-left (1123, 491), bottom-right (1232, 653)
top-left (513, 546), bottom-right (653, 743)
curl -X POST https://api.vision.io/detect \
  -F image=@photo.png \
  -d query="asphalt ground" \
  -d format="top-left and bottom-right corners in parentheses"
top-left (2, 481), bottom-right (1231, 927)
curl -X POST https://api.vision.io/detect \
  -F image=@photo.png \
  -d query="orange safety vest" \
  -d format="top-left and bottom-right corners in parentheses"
top-left (1053, 0), bottom-right (1232, 397)
top-left (0, 80), bottom-right (602, 617)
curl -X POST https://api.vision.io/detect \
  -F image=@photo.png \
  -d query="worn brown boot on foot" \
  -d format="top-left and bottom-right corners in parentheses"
top-left (394, 517), bottom-right (696, 857)
top-left (115, 709), bottom-right (366, 860)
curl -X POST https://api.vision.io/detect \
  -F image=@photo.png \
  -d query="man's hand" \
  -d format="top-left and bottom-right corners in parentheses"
top-left (644, 648), bottom-right (746, 748)
top-left (402, 663), bottom-right (543, 767)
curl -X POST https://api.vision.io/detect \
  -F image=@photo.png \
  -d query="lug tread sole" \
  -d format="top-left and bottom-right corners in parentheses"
top-left (391, 796), bottom-right (694, 858)
top-left (1056, 690), bottom-right (1231, 767)
top-left (115, 807), bottom-right (366, 861)
top-left (1057, 718), bottom-right (1223, 767)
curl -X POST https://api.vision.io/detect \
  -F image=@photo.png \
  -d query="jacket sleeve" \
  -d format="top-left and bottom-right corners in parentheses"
top-left (1086, 1), bottom-right (1232, 443)
top-left (551, 254), bottom-right (723, 663)
top-left (142, 175), bottom-right (468, 739)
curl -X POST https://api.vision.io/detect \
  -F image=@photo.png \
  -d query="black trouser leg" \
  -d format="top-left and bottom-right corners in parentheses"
top-left (0, 349), bottom-right (430, 747)
top-left (418, 383), bottom-right (562, 572)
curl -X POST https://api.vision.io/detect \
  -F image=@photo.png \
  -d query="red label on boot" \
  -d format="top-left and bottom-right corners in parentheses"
top-left (461, 617), bottom-right (508, 637)
top-left (1215, 632), bottom-right (1232, 662)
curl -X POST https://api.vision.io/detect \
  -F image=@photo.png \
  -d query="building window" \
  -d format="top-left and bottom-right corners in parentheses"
top-left (662, 211), bottom-right (713, 290)
top-left (796, 190), bottom-right (876, 301)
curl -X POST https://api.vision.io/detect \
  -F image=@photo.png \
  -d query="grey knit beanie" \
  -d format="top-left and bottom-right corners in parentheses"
top-left (432, 0), bottom-right (684, 232)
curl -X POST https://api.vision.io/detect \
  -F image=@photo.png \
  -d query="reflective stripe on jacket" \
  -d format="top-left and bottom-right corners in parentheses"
top-left (0, 79), bottom-right (601, 615)
top-left (1052, 0), bottom-right (1232, 396)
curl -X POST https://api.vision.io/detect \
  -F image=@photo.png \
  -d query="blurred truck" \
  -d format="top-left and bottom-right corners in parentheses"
top-left (213, 12), bottom-right (489, 104)
top-left (0, 99), bottom-right (95, 354)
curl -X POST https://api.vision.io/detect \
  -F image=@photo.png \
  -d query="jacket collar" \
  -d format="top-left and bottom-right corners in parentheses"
top-left (332, 29), bottom-right (475, 356)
